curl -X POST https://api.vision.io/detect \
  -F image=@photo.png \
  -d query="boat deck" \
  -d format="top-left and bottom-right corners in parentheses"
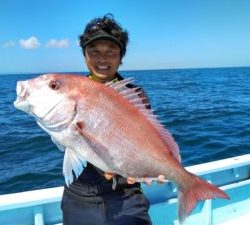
top-left (0, 154), bottom-right (249, 225)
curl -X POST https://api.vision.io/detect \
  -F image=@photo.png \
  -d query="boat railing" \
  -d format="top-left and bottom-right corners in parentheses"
top-left (0, 154), bottom-right (249, 225)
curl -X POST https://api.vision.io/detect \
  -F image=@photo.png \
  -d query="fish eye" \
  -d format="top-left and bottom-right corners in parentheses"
top-left (49, 80), bottom-right (61, 90)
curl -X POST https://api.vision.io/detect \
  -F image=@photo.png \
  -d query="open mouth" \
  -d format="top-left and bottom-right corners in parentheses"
top-left (96, 65), bottom-right (110, 71)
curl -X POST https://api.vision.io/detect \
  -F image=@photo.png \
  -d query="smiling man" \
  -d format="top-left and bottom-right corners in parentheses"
top-left (85, 39), bottom-right (121, 82)
top-left (61, 14), bottom-right (152, 225)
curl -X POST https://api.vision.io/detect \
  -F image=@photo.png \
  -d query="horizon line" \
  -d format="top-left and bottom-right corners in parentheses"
top-left (1, 65), bottom-right (250, 76)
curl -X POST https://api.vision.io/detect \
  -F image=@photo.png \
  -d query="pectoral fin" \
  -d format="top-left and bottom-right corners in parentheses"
top-left (63, 148), bottom-right (87, 186)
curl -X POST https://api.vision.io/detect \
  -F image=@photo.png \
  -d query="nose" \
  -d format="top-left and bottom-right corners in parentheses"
top-left (98, 53), bottom-right (108, 62)
top-left (16, 81), bottom-right (28, 97)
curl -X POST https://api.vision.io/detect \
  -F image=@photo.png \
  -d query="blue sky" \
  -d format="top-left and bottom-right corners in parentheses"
top-left (0, 0), bottom-right (250, 74)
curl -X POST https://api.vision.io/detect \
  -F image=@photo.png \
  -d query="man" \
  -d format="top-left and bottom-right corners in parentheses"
top-left (61, 14), bottom-right (152, 225)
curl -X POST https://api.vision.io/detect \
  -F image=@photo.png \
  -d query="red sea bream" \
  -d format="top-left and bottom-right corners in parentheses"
top-left (14, 74), bottom-right (229, 224)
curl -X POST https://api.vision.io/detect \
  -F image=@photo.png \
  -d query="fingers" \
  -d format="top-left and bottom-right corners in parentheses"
top-left (143, 178), bottom-right (154, 185)
top-left (127, 176), bottom-right (136, 184)
top-left (157, 175), bottom-right (166, 184)
top-left (131, 175), bottom-right (166, 185)
top-left (104, 173), bottom-right (166, 185)
top-left (142, 175), bottom-right (166, 185)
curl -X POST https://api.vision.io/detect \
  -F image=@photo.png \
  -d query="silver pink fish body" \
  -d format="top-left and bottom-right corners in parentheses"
top-left (14, 73), bottom-right (228, 224)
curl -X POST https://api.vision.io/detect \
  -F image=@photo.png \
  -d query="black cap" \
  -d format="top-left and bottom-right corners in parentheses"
top-left (79, 14), bottom-right (128, 58)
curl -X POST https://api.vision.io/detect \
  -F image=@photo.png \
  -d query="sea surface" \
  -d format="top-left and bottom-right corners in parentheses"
top-left (0, 67), bottom-right (250, 195)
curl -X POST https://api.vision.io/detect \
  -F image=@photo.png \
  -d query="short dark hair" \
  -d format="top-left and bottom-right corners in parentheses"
top-left (79, 14), bottom-right (129, 58)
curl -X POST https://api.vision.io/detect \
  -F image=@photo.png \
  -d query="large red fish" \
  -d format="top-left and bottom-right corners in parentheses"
top-left (14, 74), bottom-right (229, 224)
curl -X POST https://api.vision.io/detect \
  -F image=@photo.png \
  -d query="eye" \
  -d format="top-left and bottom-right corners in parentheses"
top-left (49, 80), bottom-right (61, 90)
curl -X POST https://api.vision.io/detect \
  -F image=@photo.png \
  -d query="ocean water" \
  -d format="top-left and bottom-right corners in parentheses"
top-left (0, 67), bottom-right (250, 195)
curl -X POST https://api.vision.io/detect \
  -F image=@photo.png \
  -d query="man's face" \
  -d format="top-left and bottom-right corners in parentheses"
top-left (85, 39), bottom-right (121, 82)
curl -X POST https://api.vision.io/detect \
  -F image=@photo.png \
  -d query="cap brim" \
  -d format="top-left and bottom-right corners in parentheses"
top-left (84, 34), bottom-right (123, 50)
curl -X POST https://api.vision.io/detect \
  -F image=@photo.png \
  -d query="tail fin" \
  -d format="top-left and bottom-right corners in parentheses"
top-left (178, 175), bottom-right (229, 224)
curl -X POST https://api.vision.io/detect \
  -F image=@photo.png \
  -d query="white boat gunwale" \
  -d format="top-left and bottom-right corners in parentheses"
top-left (0, 154), bottom-right (249, 225)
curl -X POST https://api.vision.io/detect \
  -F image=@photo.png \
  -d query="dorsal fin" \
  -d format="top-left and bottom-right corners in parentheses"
top-left (106, 78), bottom-right (181, 162)
top-left (106, 77), bottom-right (134, 91)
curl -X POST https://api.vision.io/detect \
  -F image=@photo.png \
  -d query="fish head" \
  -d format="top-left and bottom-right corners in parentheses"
top-left (14, 73), bottom-right (77, 131)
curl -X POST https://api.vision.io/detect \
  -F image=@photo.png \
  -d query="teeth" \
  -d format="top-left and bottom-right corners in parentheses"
top-left (97, 66), bottom-right (108, 70)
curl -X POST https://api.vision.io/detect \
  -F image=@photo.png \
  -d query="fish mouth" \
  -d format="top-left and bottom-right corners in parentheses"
top-left (14, 81), bottom-right (31, 113)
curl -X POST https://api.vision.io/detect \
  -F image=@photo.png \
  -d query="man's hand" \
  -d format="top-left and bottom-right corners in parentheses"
top-left (157, 175), bottom-right (166, 184)
top-left (104, 172), bottom-right (166, 185)
top-left (104, 172), bottom-right (115, 180)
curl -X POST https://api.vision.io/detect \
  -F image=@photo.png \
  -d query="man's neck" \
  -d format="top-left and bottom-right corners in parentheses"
top-left (89, 74), bottom-right (117, 83)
